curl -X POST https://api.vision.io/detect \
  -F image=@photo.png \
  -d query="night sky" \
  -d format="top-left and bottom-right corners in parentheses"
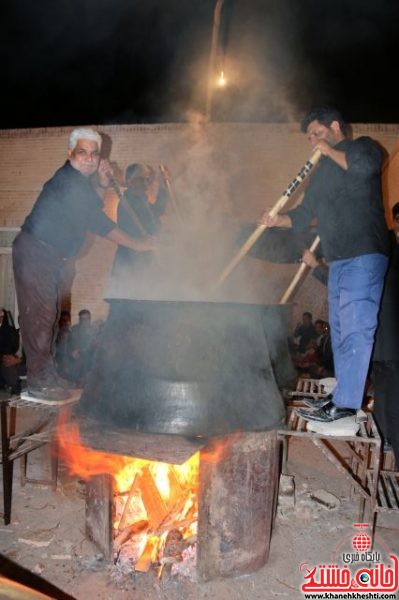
top-left (2, 0), bottom-right (399, 129)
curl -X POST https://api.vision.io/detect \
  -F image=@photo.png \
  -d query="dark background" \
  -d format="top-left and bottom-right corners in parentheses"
top-left (2, 0), bottom-right (399, 129)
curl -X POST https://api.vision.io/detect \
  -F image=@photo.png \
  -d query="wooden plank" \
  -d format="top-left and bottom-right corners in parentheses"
top-left (382, 472), bottom-right (399, 509)
top-left (155, 495), bottom-right (195, 535)
top-left (117, 473), bottom-right (140, 531)
top-left (85, 474), bottom-right (113, 560)
top-left (135, 537), bottom-right (159, 572)
top-left (114, 520), bottom-right (149, 553)
top-left (139, 467), bottom-right (168, 530)
top-left (376, 473), bottom-right (388, 508)
top-left (165, 467), bottom-right (184, 511)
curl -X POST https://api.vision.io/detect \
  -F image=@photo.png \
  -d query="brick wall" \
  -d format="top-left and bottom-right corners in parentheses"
top-left (1, 122), bottom-right (398, 327)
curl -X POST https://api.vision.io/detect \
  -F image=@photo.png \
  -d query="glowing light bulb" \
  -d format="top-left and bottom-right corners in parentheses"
top-left (217, 71), bottom-right (226, 87)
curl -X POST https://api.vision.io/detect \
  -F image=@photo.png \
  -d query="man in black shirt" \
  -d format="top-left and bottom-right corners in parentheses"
top-left (261, 107), bottom-right (389, 423)
top-left (12, 128), bottom-right (155, 403)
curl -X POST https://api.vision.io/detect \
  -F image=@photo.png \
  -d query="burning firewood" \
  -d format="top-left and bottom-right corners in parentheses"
top-left (139, 467), bottom-right (169, 530)
top-left (134, 536), bottom-right (160, 572)
top-left (117, 473), bottom-right (141, 531)
top-left (157, 530), bottom-right (196, 581)
top-left (165, 467), bottom-right (184, 510)
top-left (154, 493), bottom-right (196, 536)
top-left (114, 519), bottom-right (149, 553)
top-left (160, 529), bottom-right (184, 563)
top-left (156, 516), bottom-right (197, 537)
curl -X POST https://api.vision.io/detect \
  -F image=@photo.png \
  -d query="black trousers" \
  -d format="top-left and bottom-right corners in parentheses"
top-left (12, 231), bottom-right (69, 381)
top-left (372, 360), bottom-right (399, 468)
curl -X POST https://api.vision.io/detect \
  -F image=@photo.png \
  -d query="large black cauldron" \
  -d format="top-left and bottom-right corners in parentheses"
top-left (77, 300), bottom-right (294, 437)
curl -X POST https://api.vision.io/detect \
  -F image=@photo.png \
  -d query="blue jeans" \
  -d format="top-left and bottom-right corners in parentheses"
top-left (328, 254), bottom-right (388, 409)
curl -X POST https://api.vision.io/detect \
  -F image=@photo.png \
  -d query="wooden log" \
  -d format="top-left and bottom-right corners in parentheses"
top-left (154, 494), bottom-right (196, 535)
top-left (160, 529), bottom-right (185, 564)
top-left (117, 473), bottom-right (141, 531)
top-left (85, 474), bottom-right (113, 560)
top-left (197, 431), bottom-right (280, 581)
top-left (134, 537), bottom-right (160, 572)
top-left (156, 516), bottom-right (196, 536)
top-left (165, 466), bottom-right (184, 511)
top-left (139, 466), bottom-right (168, 530)
top-left (114, 520), bottom-right (149, 552)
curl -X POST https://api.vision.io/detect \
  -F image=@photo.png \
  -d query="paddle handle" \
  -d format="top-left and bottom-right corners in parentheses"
top-left (216, 149), bottom-right (322, 286)
top-left (279, 235), bottom-right (321, 304)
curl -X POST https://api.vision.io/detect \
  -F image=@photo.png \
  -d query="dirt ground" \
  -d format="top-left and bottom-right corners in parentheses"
top-left (1, 406), bottom-right (398, 600)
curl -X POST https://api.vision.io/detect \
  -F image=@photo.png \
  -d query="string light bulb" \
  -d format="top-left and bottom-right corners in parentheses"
top-left (217, 71), bottom-right (226, 87)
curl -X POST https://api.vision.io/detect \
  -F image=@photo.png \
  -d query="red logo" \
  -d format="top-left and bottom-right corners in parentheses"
top-left (352, 523), bottom-right (372, 552)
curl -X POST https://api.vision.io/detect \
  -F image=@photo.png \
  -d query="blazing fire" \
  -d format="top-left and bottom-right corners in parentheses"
top-left (56, 415), bottom-right (199, 573)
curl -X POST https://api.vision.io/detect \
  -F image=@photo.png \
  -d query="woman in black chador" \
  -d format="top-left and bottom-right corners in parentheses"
top-left (112, 163), bottom-right (167, 275)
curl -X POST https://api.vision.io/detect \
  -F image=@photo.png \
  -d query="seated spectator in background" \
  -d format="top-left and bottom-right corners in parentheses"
top-left (291, 319), bottom-right (323, 374)
top-left (68, 309), bottom-right (97, 386)
top-left (291, 318), bottom-right (334, 379)
top-left (55, 310), bottom-right (72, 380)
top-left (312, 321), bottom-right (334, 378)
top-left (291, 337), bottom-right (320, 374)
top-left (0, 308), bottom-right (25, 394)
top-left (320, 321), bottom-right (334, 375)
top-left (314, 319), bottom-right (325, 346)
top-left (290, 311), bottom-right (317, 355)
